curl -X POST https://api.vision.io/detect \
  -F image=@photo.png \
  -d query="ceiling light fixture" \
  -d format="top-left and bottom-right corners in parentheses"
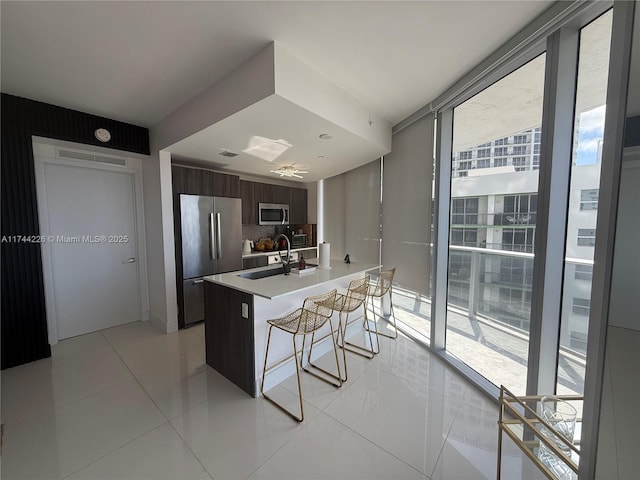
top-left (269, 165), bottom-right (309, 179)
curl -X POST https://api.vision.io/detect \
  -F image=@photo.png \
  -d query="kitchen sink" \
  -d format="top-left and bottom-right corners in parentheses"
top-left (237, 266), bottom-right (286, 280)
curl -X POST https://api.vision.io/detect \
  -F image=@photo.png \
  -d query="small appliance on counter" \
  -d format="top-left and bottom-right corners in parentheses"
top-left (290, 232), bottom-right (307, 248)
top-left (279, 223), bottom-right (316, 248)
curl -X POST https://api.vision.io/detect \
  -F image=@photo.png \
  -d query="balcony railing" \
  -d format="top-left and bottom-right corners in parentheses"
top-left (449, 212), bottom-right (537, 227)
top-left (387, 245), bottom-right (592, 396)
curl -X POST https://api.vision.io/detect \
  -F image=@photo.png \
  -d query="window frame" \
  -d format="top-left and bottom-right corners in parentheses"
top-left (425, 3), bottom-right (629, 478)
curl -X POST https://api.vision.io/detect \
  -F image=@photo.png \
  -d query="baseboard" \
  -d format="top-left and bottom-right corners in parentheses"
top-left (147, 312), bottom-right (169, 333)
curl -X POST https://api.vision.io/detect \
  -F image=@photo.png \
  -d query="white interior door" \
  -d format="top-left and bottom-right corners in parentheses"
top-left (39, 161), bottom-right (141, 340)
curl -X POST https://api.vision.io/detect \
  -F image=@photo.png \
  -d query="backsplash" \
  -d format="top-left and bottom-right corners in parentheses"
top-left (242, 225), bottom-right (276, 242)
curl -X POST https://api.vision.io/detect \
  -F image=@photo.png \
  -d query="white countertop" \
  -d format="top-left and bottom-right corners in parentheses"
top-left (241, 246), bottom-right (317, 259)
top-left (204, 259), bottom-right (380, 299)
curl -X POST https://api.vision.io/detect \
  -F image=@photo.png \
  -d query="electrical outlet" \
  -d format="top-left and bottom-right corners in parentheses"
top-left (241, 303), bottom-right (249, 318)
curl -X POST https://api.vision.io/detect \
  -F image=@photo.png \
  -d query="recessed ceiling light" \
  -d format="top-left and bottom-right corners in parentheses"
top-left (317, 155), bottom-right (325, 159)
top-left (318, 133), bottom-right (333, 140)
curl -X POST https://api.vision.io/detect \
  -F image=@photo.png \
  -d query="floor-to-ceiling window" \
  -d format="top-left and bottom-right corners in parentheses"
top-left (444, 54), bottom-right (546, 395)
top-left (557, 9), bottom-right (613, 396)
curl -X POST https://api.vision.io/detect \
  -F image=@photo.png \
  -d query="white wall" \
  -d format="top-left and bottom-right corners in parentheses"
top-left (305, 182), bottom-right (318, 224)
top-left (595, 152), bottom-right (640, 479)
top-left (141, 151), bottom-right (171, 331)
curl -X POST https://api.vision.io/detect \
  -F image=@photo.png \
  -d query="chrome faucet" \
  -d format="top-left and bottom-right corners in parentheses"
top-left (273, 233), bottom-right (291, 275)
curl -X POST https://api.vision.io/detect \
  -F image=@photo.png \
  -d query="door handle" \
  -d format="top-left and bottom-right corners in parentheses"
top-left (121, 257), bottom-right (136, 264)
top-left (282, 208), bottom-right (286, 224)
top-left (216, 212), bottom-right (222, 259)
top-left (210, 213), bottom-right (215, 260)
top-left (192, 279), bottom-right (204, 284)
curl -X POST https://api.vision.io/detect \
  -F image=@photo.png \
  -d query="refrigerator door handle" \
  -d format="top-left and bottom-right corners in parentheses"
top-left (209, 213), bottom-right (215, 260)
top-left (216, 212), bottom-right (223, 259)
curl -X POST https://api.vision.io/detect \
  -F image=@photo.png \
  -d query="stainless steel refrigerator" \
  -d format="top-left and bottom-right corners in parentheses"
top-left (179, 194), bottom-right (242, 326)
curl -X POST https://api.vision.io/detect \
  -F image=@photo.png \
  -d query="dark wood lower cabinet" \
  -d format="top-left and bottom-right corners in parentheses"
top-left (242, 256), bottom-right (268, 270)
top-left (204, 282), bottom-right (256, 396)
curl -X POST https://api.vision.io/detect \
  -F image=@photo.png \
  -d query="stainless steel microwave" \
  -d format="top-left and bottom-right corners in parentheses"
top-left (258, 203), bottom-right (289, 225)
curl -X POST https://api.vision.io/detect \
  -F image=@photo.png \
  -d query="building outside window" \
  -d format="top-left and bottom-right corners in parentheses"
top-left (574, 264), bottom-right (593, 281)
top-left (504, 193), bottom-right (537, 223)
top-left (451, 197), bottom-right (479, 247)
top-left (580, 188), bottom-right (599, 210)
top-left (477, 148), bottom-right (491, 158)
top-left (572, 297), bottom-right (591, 316)
top-left (513, 156), bottom-right (529, 170)
top-left (477, 158), bottom-right (490, 168)
top-left (513, 145), bottom-right (528, 155)
top-left (577, 228), bottom-right (596, 246)
top-left (513, 134), bottom-right (529, 144)
top-left (494, 147), bottom-right (508, 156)
top-left (502, 227), bottom-right (535, 252)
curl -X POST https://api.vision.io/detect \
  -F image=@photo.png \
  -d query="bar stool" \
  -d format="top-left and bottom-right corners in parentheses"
top-left (365, 267), bottom-right (398, 339)
top-left (308, 277), bottom-right (375, 382)
top-left (260, 289), bottom-right (340, 422)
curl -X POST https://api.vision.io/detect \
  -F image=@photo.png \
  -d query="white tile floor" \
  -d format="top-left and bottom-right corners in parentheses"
top-left (1, 320), bottom-right (546, 480)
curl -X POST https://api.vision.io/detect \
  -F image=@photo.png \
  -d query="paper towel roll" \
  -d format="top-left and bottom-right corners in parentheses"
top-left (318, 242), bottom-right (331, 269)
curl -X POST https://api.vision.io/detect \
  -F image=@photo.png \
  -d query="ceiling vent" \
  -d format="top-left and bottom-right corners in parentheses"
top-left (218, 149), bottom-right (239, 158)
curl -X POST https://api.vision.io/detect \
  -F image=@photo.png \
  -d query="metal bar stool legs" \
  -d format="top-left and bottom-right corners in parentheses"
top-left (364, 268), bottom-right (398, 339)
top-left (307, 277), bottom-right (376, 383)
top-left (302, 317), bottom-right (343, 386)
top-left (335, 277), bottom-right (379, 380)
top-left (261, 325), bottom-right (305, 421)
top-left (260, 289), bottom-right (340, 422)
top-left (340, 303), bottom-right (380, 359)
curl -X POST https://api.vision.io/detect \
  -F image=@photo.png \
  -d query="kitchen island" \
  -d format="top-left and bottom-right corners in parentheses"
top-left (203, 259), bottom-right (380, 396)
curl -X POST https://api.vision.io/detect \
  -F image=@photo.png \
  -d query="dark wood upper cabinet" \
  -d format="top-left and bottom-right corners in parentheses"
top-left (289, 187), bottom-right (308, 224)
top-left (239, 179), bottom-right (309, 225)
top-left (171, 166), bottom-right (240, 198)
top-left (240, 180), bottom-right (256, 225)
top-left (260, 184), bottom-right (289, 204)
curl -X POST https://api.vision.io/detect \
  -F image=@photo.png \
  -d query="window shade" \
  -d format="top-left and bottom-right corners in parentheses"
top-left (323, 159), bottom-right (381, 264)
top-left (382, 114), bottom-right (435, 295)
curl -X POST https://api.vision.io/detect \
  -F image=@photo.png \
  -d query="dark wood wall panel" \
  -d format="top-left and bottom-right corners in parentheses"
top-left (1, 93), bottom-right (149, 369)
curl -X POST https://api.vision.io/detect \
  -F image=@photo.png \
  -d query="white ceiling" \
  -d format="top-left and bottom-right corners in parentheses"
top-left (168, 93), bottom-right (386, 182)
top-left (1, 0), bottom-right (556, 180)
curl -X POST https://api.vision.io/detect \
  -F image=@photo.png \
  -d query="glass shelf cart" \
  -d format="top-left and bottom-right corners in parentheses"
top-left (497, 385), bottom-right (583, 480)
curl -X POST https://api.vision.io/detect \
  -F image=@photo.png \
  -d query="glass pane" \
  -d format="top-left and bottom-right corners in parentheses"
top-left (447, 54), bottom-right (546, 395)
top-left (558, 10), bottom-right (613, 396)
